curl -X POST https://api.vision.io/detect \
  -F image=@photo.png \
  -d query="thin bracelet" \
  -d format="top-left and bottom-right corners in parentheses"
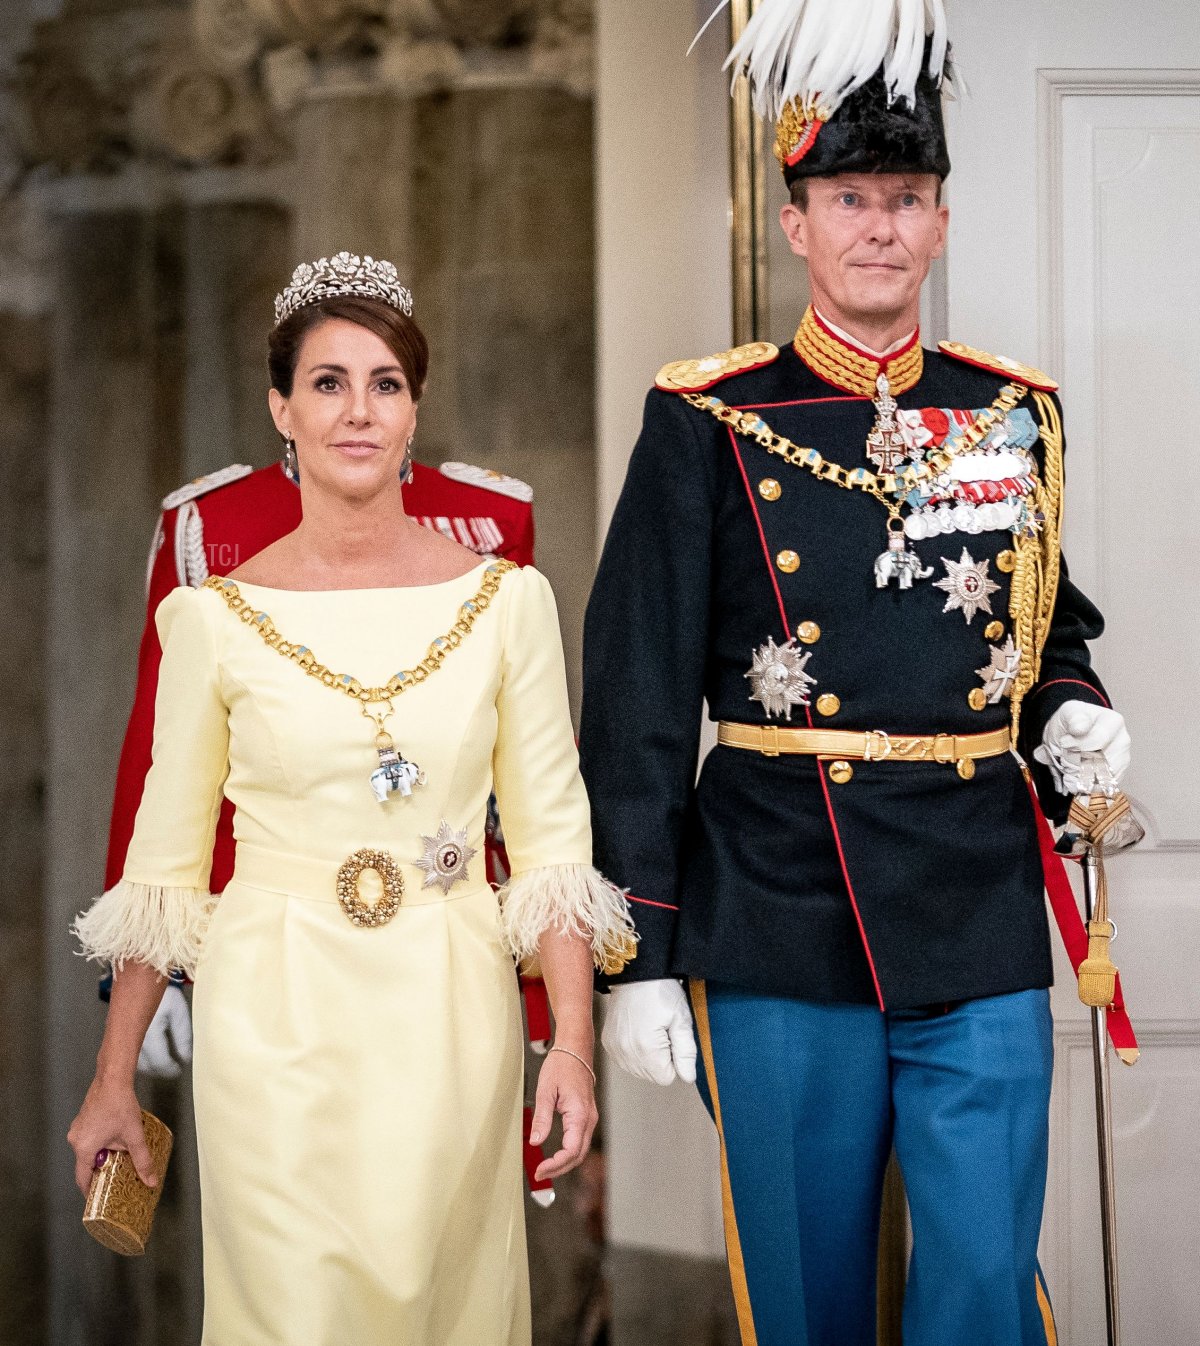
top-left (548, 1045), bottom-right (596, 1086)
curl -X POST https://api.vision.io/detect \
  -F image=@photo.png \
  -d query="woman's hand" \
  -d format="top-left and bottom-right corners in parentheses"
top-left (530, 1047), bottom-right (599, 1183)
top-left (67, 1076), bottom-right (157, 1196)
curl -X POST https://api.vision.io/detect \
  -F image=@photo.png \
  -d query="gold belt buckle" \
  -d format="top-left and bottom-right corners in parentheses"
top-left (864, 730), bottom-right (892, 762)
top-left (336, 847), bottom-right (405, 928)
top-left (760, 725), bottom-right (781, 757)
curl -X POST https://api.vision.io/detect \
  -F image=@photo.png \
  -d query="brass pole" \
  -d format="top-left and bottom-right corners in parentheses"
top-left (1083, 850), bottom-right (1123, 1345)
top-left (728, 0), bottom-right (769, 344)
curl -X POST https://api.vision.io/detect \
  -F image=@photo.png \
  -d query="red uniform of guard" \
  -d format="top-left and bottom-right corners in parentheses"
top-left (104, 457), bottom-right (555, 1201)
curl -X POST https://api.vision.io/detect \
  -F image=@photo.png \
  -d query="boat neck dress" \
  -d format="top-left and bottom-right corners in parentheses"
top-left (75, 559), bottom-right (635, 1345)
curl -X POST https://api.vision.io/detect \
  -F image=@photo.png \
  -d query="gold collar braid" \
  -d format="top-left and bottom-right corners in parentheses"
top-left (794, 306), bottom-right (924, 397)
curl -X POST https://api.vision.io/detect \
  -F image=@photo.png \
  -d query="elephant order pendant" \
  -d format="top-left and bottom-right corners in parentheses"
top-left (369, 732), bottom-right (426, 803)
top-left (874, 526), bottom-right (934, 591)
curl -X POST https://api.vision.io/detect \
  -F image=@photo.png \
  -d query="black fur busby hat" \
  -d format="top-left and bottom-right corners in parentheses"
top-left (716, 0), bottom-right (954, 185)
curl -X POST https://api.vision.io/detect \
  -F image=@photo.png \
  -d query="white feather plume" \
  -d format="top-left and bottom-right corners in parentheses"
top-left (704, 0), bottom-right (950, 122)
top-left (498, 863), bottom-right (638, 973)
top-left (73, 880), bottom-right (218, 980)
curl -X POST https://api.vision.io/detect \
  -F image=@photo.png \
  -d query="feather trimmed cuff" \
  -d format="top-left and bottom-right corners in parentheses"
top-left (72, 881), bottom-right (218, 980)
top-left (498, 864), bottom-right (638, 976)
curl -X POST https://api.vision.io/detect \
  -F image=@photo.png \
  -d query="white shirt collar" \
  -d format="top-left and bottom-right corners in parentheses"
top-left (814, 309), bottom-right (918, 360)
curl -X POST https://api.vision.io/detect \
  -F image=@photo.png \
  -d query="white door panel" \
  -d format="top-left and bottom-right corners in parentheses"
top-left (949, 6), bottom-right (1200, 1340)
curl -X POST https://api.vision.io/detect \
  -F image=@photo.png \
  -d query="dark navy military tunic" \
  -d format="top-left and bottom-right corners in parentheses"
top-left (580, 340), bottom-right (1110, 1009)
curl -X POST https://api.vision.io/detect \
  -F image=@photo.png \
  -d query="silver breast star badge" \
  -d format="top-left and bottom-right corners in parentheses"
top-left (933, 547), bottom-right (1002, 625)
top-left (746, 636), bottom-right (817, 720)
top-left (416, 821), bottom-right (477, 894)
top-left (976, 636), bottom-right (1022, 703)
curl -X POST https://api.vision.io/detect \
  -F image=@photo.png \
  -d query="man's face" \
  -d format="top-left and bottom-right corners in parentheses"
top-left (780, 173), bottom-right (948, 328)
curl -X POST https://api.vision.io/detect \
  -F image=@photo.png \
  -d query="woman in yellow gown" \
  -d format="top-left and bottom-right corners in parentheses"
top-left (68, 253), bottom-right (635, 1345)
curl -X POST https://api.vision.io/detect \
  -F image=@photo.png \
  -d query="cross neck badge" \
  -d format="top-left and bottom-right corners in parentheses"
top-left (865, 373), bottom-right (911, 473)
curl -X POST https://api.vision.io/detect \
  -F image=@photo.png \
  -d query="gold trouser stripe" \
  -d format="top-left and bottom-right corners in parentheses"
top-left (1035, 1270), bottom-right (1058, 1346)
top-left (689, 979), bottom-right (758, 1346)
top-left (717, 722), bottom-right (1012, 762)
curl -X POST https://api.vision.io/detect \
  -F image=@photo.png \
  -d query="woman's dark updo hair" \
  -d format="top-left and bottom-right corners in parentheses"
top-left (268, 296), bottom-right (429, 400)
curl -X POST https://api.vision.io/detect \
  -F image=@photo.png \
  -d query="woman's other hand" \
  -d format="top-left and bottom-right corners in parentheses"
top-left (530, 1047), bottom-right (599, 1182)
top-left (68, 1078), bottom-right (157, 1196)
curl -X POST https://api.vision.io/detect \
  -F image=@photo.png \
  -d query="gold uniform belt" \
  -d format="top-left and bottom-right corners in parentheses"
top-left (717, 722), bottom-right (1012, 774)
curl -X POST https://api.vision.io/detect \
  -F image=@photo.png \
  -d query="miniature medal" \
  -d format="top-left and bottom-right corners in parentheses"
top-left (933, 548), bottom-right (1001, 624)
top-left (975, 636), bottom-right (1022, 703)
top-left (865, 374), bottom-right (911, 473)
top-left (746, 637), bottom-right (816, 720)
top-left (416, 820), bottom-right (477, 893)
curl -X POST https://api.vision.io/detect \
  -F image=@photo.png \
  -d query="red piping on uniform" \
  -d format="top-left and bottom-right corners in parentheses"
top-left (727, 430), bottom-right (888, 1011)
top-left (1028, 678), bottom-right (1111, 709)
top-left (626, 894), bottom-right (680, 911)
top-left (727, 429), bottom-right (791, 629)
top-left (815, 767), bottom-right (886, 1010)
top-left (732, 394), bottom-right (871, 411)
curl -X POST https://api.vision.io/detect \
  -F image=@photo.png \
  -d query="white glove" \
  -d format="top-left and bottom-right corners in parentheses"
top-left (602, 979), bottom-right (698, 1086)
top-left (137, 983), bottom-right (193, 1079)
top-left (1034, 699), bottom-right (1131, 796)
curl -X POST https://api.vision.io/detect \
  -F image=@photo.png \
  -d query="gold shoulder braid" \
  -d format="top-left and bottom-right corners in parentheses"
top-left (202, 560), bottom-right (517, 801)
top-left (1007, 392), bottom-right (1064, 742)
top-left (655, 341), bottom-right (780, 393)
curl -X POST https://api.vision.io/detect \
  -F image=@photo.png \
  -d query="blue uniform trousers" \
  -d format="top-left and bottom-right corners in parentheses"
top-left (690, 981), bottom-right (1057, 1346)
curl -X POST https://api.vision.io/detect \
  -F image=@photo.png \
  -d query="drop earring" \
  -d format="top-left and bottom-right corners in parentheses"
top-left (282, 435), bottom-right (299, 483)
top-left (399, 434), bottom-right (414, 485)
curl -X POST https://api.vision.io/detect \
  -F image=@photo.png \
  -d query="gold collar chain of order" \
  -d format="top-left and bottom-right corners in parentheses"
top-left (793, 306), bottom-right (924, 397)
top-left (683, 383), bottom-right (1027, 524)
top-left (202, 560), bottom-right (517, 732)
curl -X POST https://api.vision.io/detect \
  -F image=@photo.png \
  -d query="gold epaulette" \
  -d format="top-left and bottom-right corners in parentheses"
top-left (655, 341), bottom-right (780, 393)
top-left (938, 341), bottom-right (1059, 392)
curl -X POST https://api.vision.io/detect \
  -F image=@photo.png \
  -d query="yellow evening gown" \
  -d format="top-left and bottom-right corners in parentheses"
top-left (75, 560), bottom-right (634, 1346)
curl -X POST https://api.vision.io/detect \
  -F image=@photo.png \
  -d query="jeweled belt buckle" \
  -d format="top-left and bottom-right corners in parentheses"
top-left (336, 848), bottom-right (405, 928)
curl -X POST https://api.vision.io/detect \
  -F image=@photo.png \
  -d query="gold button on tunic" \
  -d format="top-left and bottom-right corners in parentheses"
top-left (776, 549), bottom-right (800, 574)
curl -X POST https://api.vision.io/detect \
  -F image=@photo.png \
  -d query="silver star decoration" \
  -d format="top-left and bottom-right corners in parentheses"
top-left (746, 637), bottom-right (817, 720)
top-left (976, 636), bottom-right (1022, 703)
top-left (933, 547), bottom-right (1001, 625)
top-left (416, 820), bottom-right (477, 894)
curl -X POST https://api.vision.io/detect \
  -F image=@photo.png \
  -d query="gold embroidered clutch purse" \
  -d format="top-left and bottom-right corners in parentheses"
top-left (82, 1111), bottom-right (173, 1256)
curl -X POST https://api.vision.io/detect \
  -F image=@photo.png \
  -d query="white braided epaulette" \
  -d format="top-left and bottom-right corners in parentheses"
top-left (439, 461), bottom-right (533, 504)
top-left (161, 463), bottom-right (254, 512)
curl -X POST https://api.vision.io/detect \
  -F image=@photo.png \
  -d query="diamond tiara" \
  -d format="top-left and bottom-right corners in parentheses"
top-left (273, 251), bottom-right (414, 327)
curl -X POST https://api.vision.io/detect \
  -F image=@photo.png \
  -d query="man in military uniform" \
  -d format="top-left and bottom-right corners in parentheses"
top-left (581, 2), bottom-right (1133, 1341)
top-left (99, 450), bottom-right (555, 1199)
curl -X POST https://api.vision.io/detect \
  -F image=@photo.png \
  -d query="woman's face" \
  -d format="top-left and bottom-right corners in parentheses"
top-left (268, 317), bottom-right (418, 502)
